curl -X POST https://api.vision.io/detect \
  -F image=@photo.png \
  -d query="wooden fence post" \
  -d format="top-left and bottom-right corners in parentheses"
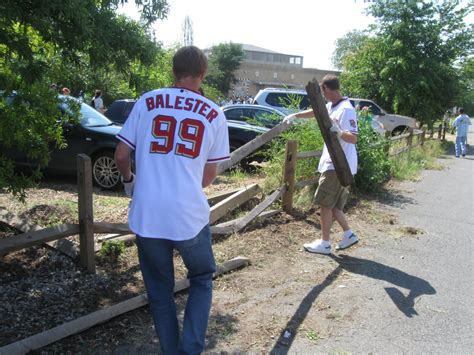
top-left (407, 127), bottom-right (414, 150)
top-left (282, 140), bottom-right (298, 214)
top-left (384, 131), bottom-right (391, 156)
top-left (77, 154), bottom-right (96, 273)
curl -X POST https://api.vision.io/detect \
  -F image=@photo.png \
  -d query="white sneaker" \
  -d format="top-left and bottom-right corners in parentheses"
top-left (336, 233), bottom-right (359, 250)
top-left (303, 240), bottom-right (331, 255)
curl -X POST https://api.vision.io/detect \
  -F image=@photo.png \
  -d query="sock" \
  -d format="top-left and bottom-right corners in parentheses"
top-left (343, 229), bottom-right (353, 238)
top-left (321, 239), bottom-right (330, 246)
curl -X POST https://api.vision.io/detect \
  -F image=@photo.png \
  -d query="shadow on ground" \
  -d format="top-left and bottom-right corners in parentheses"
top-left (270, 254), bottom-right (436, 355)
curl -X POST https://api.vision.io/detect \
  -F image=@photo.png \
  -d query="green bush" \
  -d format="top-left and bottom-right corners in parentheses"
top-left (99, 240), bottom-right (126, 262)
top-left (262, 120), bottom-right (324, 193)
top-left (355, 119), bottom-right (391, 192)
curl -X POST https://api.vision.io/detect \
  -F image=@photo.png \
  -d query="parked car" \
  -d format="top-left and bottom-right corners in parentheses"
top-left (253, 87), bottom-right (415, 135)
top-left (104, 99), bottom-right (136, 125)
top-left (6, 95), bottom-right (123, 190)
top-left (222, 103), bottom-right (286, 128)
top-left (348, 98), bottom-right (417, 135)
top-left (253, 87), bottom-right (310, 115)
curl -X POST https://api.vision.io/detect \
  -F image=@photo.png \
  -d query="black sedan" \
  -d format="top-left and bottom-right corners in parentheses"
top-left (9, 96), bottom-right (123, 190)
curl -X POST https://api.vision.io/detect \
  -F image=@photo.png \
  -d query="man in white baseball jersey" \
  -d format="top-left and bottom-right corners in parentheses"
top-left (283, 74), bottom-right (359, 255)
top-left (114, 46), bottom-right (230, 354)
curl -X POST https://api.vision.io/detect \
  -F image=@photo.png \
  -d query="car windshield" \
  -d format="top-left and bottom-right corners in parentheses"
top-left (59, 96), bottom-right (113, 127)
top-left (79, 103), bottom-right (113, 127)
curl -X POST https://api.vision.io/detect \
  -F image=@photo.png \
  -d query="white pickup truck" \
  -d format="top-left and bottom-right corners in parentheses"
top-left (349, 98), bottom-right (418, 135)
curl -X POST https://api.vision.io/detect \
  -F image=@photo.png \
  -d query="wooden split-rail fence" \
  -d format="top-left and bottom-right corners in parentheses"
top-left (0, 123), bottom-right (426, 271)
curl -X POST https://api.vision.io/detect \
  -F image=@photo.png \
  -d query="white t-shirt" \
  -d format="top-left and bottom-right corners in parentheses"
top-left (117, 87), bottom-right (230, 240)
top-left (318, 98), bottom-right (358, 175)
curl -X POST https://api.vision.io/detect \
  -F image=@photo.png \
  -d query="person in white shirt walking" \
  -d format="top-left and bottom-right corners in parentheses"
top-left (283, 74), bottom-right (359, 255)
top-left (452, 108), bottom-right (471, 157)
top-left (114, 46), bottom-right (230, 354)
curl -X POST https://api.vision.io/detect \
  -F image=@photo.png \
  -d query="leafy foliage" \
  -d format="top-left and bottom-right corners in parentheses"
top-left (337, 0), bottom-right (473, 128)
top-left (99, 240), bottom-right (126, 262)
top-left (0, 0), bottom-right (169, 198)
top-left (205, 42), bottom-right (245, 95)
top-left (355, 119), bottom-right (391, 192)
top-left (332, 30), bottom-right (369, 70)
top-left (262, 120), bottom-right (324, 192)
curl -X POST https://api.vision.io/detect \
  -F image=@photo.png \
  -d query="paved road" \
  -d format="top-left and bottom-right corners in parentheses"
top-left (286, 121), bottom-right (474, 354)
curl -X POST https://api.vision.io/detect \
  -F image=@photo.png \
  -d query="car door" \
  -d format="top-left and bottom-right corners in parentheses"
top-left (47, 122), bottom-right (93, 173)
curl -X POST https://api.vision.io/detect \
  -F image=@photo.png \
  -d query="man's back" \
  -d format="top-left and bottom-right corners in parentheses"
top-left (117, 87), bottom-right (229, 240)
top-left (453, 113), bottom-right (471, 137)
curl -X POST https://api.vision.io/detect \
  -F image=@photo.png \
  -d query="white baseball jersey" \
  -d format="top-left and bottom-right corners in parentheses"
top-left (117, 87), bottom-right (230, 240)
top-left (318, 98), bottom-right (358, 175)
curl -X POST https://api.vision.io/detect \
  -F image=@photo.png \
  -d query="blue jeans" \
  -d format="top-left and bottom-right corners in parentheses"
top-left (455, 136), bottom-right (467, 157)
top-left (136, 225), bottom-right (216, 355)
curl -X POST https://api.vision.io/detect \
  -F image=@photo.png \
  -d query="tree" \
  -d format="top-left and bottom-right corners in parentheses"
top-left (458, 57), bottom-right (474, 114)
top-left (0, 0), bottom-right (169, 199)
top-left (205, 42), bottom-right (245, 96)
top-left (338, 0), bottom-right (473, 128)
top-left (332, 30), bottom-right (369, 70)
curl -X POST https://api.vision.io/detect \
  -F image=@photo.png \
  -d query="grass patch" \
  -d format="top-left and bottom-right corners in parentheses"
top-left (305, 328), bottom-right (320, 343)
top-left (390, 140), bottom-right (445, 181)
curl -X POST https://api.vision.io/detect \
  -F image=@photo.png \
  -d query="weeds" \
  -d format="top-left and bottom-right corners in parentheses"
top-left (99, 240), bottom-right (126, 262)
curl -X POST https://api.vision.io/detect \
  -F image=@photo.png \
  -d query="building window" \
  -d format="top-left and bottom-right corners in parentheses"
top-left (255, 71), bottom-right (259, 77)
top-left (289, 57), bottom-right (295, 64)
top-left (273, 72), bottom-right (278, 79)
top-left (296, 57), bottom-right (301, 65)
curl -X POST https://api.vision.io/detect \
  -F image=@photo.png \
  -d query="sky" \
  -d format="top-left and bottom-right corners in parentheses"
top-left (118, 0), bottom-right (375, 70)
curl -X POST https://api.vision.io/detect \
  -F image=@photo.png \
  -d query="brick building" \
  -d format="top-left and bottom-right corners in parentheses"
top-left (229, 44), bottom-right (340, 99)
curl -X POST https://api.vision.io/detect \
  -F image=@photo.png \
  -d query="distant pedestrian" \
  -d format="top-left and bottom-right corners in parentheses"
top-left (91, 90), bottom-right (105, 113)
top-left (452, 108), bottom-right (471, 157)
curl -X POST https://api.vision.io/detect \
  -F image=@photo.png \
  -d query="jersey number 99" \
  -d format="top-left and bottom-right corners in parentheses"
top-left (150, 115), bottom-right (204, 159)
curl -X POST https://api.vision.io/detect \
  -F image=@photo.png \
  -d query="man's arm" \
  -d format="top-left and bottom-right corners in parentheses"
top-left (202, 163), bottom-right (218, 188)
top-left (114, 141), bottom-right (133, 181)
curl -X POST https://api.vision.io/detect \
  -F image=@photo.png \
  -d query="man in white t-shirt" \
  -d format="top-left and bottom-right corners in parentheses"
top-left (283, 74), bottom-right (359, 255)
top-left (452, 108), bottom-right (471, 157)
top-left (114, 46), bottom-right (230, 354)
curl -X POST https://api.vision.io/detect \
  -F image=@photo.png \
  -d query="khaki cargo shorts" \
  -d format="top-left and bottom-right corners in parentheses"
top-left (314, 170), bottom-right (350, 210)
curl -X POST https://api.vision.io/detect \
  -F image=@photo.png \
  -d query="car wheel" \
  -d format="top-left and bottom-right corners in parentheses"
top-left (92, 151), bottom-right (121, 190)
top-left (391, 126), bottom-right (408, 136)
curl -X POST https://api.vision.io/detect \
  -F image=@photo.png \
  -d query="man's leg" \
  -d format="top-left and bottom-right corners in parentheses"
top-left (320, 206), bottom-right (333, 242)
top-left (332, 208), bottom-right (350, 232)
top-left (455, 136), bottom-right (461, 157)
top-left (136, 236), bottom-right (179, 354)
top-left (461, 136), bottom-right (467, 156)
top-left (176, 225), bottom-right (216, 354)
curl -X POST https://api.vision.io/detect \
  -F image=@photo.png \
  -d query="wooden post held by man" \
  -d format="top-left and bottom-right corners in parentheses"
top-left (305, 79), bottom-right (354, 187)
